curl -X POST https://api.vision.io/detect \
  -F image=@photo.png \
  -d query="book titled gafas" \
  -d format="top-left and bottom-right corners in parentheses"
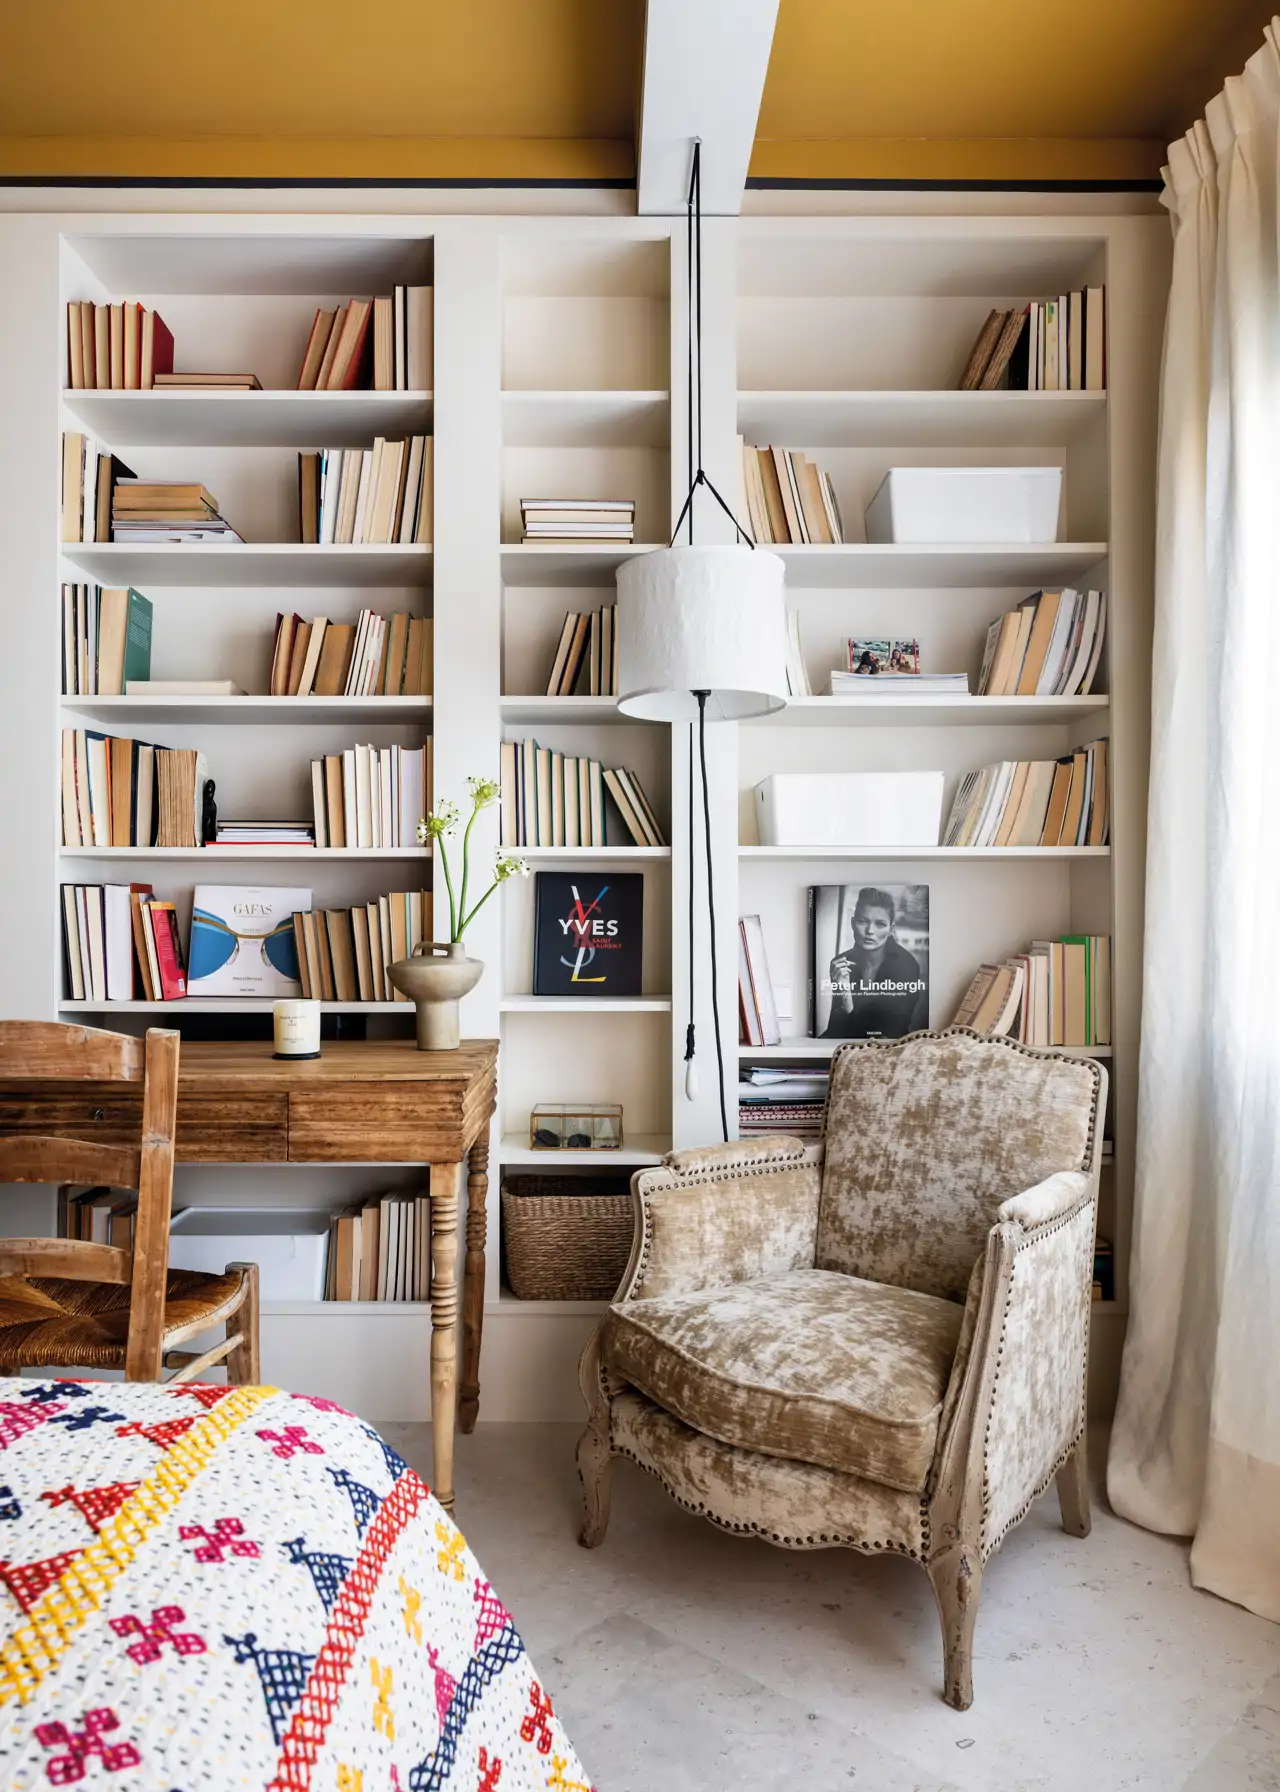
top-left (188, 885), bottom-right (311, 998)
top-left (532, 872), bottom-right (643, 997)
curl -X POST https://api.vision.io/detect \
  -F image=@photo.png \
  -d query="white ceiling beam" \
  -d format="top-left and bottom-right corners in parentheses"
top-left (636, 0), bottom-right (780, 215)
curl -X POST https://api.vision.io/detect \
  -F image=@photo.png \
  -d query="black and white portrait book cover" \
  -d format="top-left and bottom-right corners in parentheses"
top-left (808, 883), bottom-right (930, 1039)
top-left (532, 872), bottom-right (644, 997)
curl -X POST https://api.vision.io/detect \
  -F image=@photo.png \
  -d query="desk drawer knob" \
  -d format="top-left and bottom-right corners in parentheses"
top-left (93, 1109), bottom-right (105, 1122)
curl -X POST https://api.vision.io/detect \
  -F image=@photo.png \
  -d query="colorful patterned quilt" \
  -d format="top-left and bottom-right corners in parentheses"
top-left (0, 1379), bottom-right (591, 1792)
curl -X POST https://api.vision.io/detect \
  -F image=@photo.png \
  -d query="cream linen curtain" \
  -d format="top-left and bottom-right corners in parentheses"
top-left (1107, 23), bottom-right (1280, 1619)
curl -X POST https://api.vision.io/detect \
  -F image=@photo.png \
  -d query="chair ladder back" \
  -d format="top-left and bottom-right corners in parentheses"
top-left (124, 1028), bottom-right (181, 1380)
top-left (0, 1022), bottom-right (145, 1082)
top-left (0, 1136), bottom-right (142, 1189)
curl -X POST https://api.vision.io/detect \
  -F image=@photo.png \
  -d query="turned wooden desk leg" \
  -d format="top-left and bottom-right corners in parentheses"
top-left (430, 1160), bottom-right (462, 1515)
top-left (459, 1133), bottom-right (489, 1435)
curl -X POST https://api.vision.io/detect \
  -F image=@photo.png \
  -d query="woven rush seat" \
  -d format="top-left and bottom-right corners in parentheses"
top-left (0, 1269), bottom-right (247, 1370)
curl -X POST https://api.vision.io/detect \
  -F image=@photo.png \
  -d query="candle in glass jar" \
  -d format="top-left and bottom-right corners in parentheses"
top-left (273, 999), bottom-right (321, 1060)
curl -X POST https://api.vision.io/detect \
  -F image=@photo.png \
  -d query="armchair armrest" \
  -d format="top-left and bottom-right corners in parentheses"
top-left (997, 1169), bottom-right (1092, 1230)
top-left (616, 1136), bottom-right (823, 1303)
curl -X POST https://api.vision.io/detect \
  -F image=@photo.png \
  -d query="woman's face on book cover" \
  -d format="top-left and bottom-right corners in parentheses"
top-left (852, 904), bottom-right (893, 953)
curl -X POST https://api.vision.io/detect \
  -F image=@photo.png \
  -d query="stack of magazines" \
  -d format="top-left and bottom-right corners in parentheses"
top-left (112, 480), bottom-right (243, 544)
top-left (830, 638), bottom-right (968, 697)
top-left (737, 1067), bottom-right (829, 1139)
top-left (520, 499), bottom-right (634, 544)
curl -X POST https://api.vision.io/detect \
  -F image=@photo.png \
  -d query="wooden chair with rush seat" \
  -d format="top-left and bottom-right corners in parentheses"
top-left (0, 1021), bottom-right (259, 1384)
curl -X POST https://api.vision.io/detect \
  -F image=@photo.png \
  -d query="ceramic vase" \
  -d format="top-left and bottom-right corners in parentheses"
top-left (386, 940), bottom-right (484, 1050)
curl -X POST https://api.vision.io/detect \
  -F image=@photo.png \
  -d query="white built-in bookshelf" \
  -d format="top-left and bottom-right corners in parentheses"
top-left (0, 205), bottom-right (1168, 1420)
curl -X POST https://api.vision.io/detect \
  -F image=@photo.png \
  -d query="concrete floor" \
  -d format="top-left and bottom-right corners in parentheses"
top-left (381, 1421), bottom-right (1280, 1792)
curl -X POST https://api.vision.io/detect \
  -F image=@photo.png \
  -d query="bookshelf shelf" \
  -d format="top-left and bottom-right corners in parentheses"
top-left (765, 543), bottom-right (1109, 589)
top-left (61, 542), bottom-right (434, 590)
top-left (515, 845), bottom-right (671, 862)
top-left (499, 996), bottom-right (672, 1013)
top-left (499, 1132), bottom-right (669, 1167)
top-left (500, 544), bottom-right (661, 586)
top-left (739, 1037), bottom-right (1114, 1060)
top-left (59, 846), bottom-right (432, 861)
top-left (61, 695), bottom-right (434, 726)
top-left (738, 389), bottom-right (1106, 448)
top-left (499, 696), bottom-right (625, 724)
top-left (489, 1293), bottom-right (609, 1317)
top-left (753, 695), bottom-right (1109, 727)
top-left (58, 998), bottom-right (415, 1015)
top-left (501, 390), bottom-right (670, 448)
top-left (61, 388), bottom-right (435, 449)
top-left (738, 845), bottom-right (1111, 860)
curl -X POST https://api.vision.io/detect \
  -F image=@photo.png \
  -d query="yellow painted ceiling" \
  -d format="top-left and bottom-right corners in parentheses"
top-left (0, 0), bottom-right (1276, 183)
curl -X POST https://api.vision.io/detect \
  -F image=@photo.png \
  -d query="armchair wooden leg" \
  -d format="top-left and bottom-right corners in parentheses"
top-left (1056, 1437), bottom-right (1091, 1538)
top-left (225, 1262), bottom-right (261, 1386)
top-left (927, 1545), bottom-right (983, 1711)
top-left (576, 1326), bottom-right (613, 1548)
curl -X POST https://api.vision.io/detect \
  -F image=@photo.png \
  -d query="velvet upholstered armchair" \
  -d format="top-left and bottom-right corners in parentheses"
top-left (577, 1028), bottom-right (1106, 1709)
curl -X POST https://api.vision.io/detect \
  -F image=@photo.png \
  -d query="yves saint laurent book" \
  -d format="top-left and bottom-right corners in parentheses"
top-left (532, 872), bottom-right (643, 998)
top-left (808, 883), bottom-right (930, 1039)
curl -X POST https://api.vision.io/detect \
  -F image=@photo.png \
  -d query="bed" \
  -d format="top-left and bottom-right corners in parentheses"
top-left (0, 1378), bottom-right (592, 1791)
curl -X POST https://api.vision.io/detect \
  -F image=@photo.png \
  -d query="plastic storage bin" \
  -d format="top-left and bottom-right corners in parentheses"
top-left (864, 467), bottom-right (1063, 544)
top-left (167, 1207), bottom-right (333, 1301)
top-left (754, 772), bottom-right (945, 848)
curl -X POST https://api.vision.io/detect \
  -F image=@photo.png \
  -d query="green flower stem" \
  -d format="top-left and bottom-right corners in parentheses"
top-left (437, 836), bottom-right (458, 940)
top-left (457, 800), bottom-right (480, 936)
top-left (457, 878), bottom-right (502, 937)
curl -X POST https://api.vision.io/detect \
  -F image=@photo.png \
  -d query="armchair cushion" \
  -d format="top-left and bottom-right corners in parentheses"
top-left (604, 1266), bottom-right (963, 1493)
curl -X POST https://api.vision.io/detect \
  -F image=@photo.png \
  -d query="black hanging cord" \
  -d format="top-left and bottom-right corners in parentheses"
top-left (696, 691), bottom-right (729, 1141)
top-left (684, 722), bottom-right (696, 1074)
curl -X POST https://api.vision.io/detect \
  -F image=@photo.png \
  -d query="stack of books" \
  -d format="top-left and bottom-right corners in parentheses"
top-left (520, 500), bottom-right (634, 544)
top-left (298, 440), bottom-right (432, 545)
top-left (308, 743), bottom-right (431, 850)
top-left (499, 742), bottom-right (664, 848)
top-left (63, 1187), bottom-right (139, 1246)
top-left (61, 882), bottom-right (187, 1002)
top-left (978, 590), bottom-right (1107, 697)
top-left (740, 445), bottom-right (844, 544)
top-left (112, 480), bottom-right (243, 544)
top-left (60, 433), bottom-right (134, 544)
top-left (324, 1191), bottom-right (432, 1302)
top-left (942, 742), bottom-right (1109, 849)
top-left (268, 610), bottom-right (431, 698)
top-left (66, 302), bottom-right (173, 390)
top-left (738, 1068), bottom-right (829, 1139)
top-left (60, 730), bottom-right (206, 849)
top-left (545, 605), bottom-right (617, 697)
top-left (738, 915), bottom-right (781, 1046)
top-left (951, 933), bottom-right (1111, 1048)
top-left (61, 586), bottom-right (152, 696)
top-left (292, 890), bottom-right (431, 1002)
top-left (296, 289), bottom-right (433, 392)
top-left (210, 820), bottom-right (315, 847)
top-left (958, 290), bottom-right (1106, 390)
top-left (153, 372), bottom-right (261, 390)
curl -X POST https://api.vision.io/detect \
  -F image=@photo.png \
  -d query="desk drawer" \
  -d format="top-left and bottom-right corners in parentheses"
top-left (0, 1093), bottom-right (140, 1145)
top-left (177, 1094), bottom-right (288, 1163)
top-left (288, 1086), bottom-right (462, 1163)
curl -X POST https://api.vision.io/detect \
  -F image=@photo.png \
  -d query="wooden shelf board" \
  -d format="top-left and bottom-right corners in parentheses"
top-left (61, 542), bottom-right (433, 589)
top-left (755, 694), bottom-right (1109, 727)
top-left (499, 1132), bottom-right (669, 1167)
top-left (500, 696), bottom-right (626, 724)
top-left (499, 996), bottom-right (672, 1013)
top-left (738, 389), bottom-right (1106, 448)
top-left (501, 544), bottom-right (661, 587)
top-left (501, 389), bottom-right (670, 448)
top-left (62, 388), bottom-right (434, 448)
top-left (514, 845), bottom-right (670, 861)
top-left (61, 695), bottom-right (433, 726)
top-left (59, 846), bottom-right (431, 860)
top-left (488, 1294), bottom-right (610, 1317)
top-left (739, 845), bottom-right (1110, 860)
top-left (58, 999), bottom-right (415, 1015)
top-left (765, 543), bottom-right (1108, 589)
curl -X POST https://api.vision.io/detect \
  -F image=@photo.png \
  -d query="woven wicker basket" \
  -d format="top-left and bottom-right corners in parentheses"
top-left (501, 1173), bottom-right (635, 1302)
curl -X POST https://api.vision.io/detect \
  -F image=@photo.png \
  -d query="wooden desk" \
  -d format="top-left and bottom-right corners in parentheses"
top-left (5, 1037), bottom-right (497, 1514)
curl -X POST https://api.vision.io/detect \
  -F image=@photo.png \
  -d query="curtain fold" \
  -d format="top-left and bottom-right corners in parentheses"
top-left (1107, 22), bottom-right (1280, 1620)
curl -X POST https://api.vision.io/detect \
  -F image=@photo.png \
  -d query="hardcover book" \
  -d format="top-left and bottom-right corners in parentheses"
top-left (188, 885), bottom-right (311, 998)
top-left (808, 883), bottom-right (930, 1039)
top-left (532, 872), bottom-right (643, 997)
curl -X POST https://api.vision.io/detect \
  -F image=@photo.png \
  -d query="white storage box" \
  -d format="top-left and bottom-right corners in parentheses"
top-left (864, 467), bottom-right (1063, 544)
top-left (754, 773), bottom-right (945, 848)
top-left (167, 1208), bottom-right (332, 1302)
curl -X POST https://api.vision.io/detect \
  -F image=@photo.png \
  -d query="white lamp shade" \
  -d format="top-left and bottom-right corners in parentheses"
top-left (615, 545), bottom-right (790, 722)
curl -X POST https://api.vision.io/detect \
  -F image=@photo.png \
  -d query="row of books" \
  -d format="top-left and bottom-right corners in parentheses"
top-left (499, 742), bottom-right (664, 848)
top-left (738, 914), bottom-right (782, 1046)
top-left (738, 1068), bottom-right (829, 1140)
top-left (978, 590), bottom-right (1107, 697)
top-left (112, 479), bottom-right (242, 544)
top-left (308, 743), bottom-right (430, 850)
top-left (60, 433), bottom-right (132, 543)
top-left (740, 444), bottom-right (845, 545)
top-left (942, 742), bottom-right (1109, 849)
top-left (61, 586), bottom-right (152, 697)
top-left (293, 891), bottom-right (431, 1003)
top-left (298, 439), bottom-right (433, 545)
top-left (324, 1193), bottom-right (432, 1302)
top-left (951, 934), bottom-right (1111, 1048)
top-left (297, 290), bottom-right (433, 392)
top-left (61, 730), bottom-right (205, 848)
top-left (269, 610), bottom-right (432, 699)
top-left (545, 605), bottom-right (618, 697)
top-left (66, 302), bottom-right (174, 390)
top-left (520, 499), bottom-right (633, 543)
top-left (960, 289), bottom-right (1107, 392)
top-left (62, 883), bottom-right (187, 1002)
